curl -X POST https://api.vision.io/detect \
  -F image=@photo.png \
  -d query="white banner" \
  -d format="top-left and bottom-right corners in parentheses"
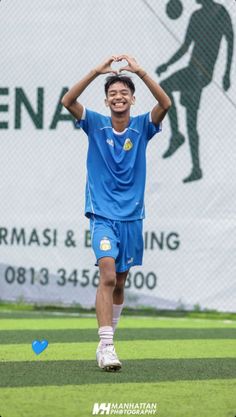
top-left (0, 0), bottom-right (236, 311)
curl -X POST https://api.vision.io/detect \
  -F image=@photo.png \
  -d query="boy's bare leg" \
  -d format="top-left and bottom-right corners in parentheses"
top-left (113, 271), bottom-right (129, 304)
top-left (96, 257), bottom-right (116, 327)
top-left (112, 270), bottom-right (129, 332)
top-left (96, 257), bottom-right (122, 371)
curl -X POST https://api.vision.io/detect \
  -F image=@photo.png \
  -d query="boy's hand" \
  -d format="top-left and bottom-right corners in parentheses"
top-left (94, 56), bottom-right (120, 75)
top-left (117, 54), bottom-right (144, 75)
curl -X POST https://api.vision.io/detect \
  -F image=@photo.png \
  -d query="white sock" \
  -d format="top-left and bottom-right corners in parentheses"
top-left (98, 326), bottom-right (114, 347)
top-left (112, 303), bottom-right (124, 333)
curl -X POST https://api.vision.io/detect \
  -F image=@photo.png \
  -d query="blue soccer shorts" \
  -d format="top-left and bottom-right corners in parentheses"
top-left (89, 214), bottom-right (144, 273)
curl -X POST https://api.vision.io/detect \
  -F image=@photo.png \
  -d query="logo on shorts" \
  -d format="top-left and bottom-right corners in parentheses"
top-left (100, 237), bottom-right (111, 251)
top-left (123, 138), bottom-right (133, 151)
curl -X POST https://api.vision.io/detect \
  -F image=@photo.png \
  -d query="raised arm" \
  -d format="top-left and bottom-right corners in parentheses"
top-left (156, 17), bottom-right (193, 76)
top-left (61, 57), bottom-right (118, 120)
top-left (118, 54), bottom-right (171, 125)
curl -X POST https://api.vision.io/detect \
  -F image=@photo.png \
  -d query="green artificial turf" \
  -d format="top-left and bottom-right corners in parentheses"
top-left (0, 312), bottom-right (236, 417)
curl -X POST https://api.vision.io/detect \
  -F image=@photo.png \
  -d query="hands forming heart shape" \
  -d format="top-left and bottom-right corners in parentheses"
top-left (111, 54), bottom-right (140, 74)
top-left (111, 57), bottom-right (129, 74)
top-left (95, 54), bottom-right (141, 75)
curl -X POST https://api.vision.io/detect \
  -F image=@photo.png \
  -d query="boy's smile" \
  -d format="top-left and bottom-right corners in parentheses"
top-left (105, 81), bottom-right (135, 113)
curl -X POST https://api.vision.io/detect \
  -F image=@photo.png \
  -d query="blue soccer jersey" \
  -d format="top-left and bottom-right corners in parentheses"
top-left (76, 108), bottom-right (161, 221)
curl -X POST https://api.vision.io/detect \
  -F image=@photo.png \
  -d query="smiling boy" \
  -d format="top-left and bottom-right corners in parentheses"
top-left (61, 54), bottom-right (171, 371)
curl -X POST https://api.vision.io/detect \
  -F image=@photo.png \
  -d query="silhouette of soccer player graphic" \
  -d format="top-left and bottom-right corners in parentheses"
top-left (156, 0), bottom-right (234, 183)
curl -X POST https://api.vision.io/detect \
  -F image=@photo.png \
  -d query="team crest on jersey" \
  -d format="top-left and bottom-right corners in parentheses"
top-left (100, 237), bottom-right (111, 251)
top-left (123, 138), bottom-right (133, 151)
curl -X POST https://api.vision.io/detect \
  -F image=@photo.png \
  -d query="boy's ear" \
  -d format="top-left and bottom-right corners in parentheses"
top-left (104, 98), bottom-right (109, 107)
top-left (131, 95), bottom-right (136, 105)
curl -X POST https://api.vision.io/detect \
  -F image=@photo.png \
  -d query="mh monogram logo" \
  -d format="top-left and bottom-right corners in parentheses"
top-left (92, 403), bottom-right (111, 415)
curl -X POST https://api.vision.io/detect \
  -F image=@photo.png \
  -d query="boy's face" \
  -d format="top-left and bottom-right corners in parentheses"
top-left (105, 82), bottom-right (135, 113)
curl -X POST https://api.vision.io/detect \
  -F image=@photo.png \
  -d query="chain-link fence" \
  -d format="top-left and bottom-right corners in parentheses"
top-left (0, 0), bottom-right (235, 311)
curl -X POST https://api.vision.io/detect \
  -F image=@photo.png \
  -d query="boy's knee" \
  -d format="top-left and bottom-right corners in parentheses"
top-left (98, 257), bottom-right (116, 287)
top-left (100, 270), bottom-right (116, 288)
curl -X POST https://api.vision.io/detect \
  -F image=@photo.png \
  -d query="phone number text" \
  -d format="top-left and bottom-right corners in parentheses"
top-left (2, 266), bottom-right (157, 290)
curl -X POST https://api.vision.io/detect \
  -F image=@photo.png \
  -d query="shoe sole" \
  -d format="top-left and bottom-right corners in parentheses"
top-left (103, 363), bottom-right (122, 372)
top-left (97, 357), bottom-right (122, 372)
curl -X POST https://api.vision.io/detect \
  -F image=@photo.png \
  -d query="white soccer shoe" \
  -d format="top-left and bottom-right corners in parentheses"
top-left (96, 343), bottom-right (122, 372)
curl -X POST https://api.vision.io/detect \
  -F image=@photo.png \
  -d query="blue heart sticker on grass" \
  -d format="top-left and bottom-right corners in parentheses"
top-left (32, 340), bottom-right (48, 355)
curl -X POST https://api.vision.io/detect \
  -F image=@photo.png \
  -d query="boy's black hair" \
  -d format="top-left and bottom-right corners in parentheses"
top-left (104, 75), bottom-right (135, 96)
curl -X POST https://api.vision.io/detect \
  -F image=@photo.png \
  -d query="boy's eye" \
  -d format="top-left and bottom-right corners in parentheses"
top-left (108, 90), bottom-right (129, 97)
